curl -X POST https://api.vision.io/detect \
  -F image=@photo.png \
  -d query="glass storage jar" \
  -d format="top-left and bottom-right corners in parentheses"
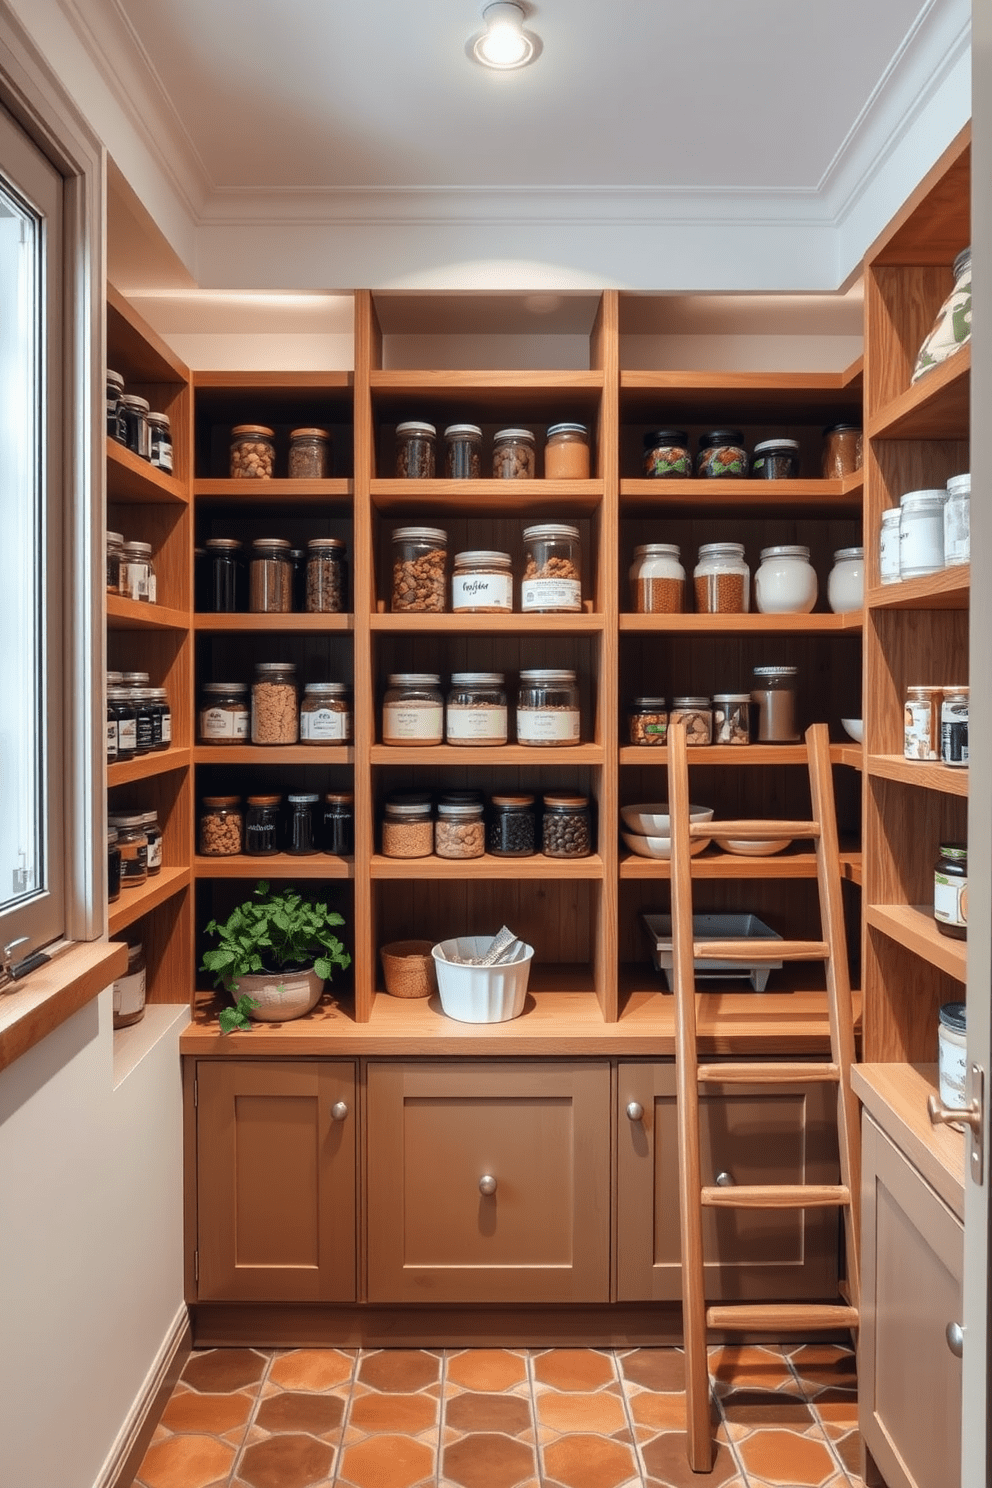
top-left (140, 811), bottom-right (162, 876)
top-left (751, 665), bottom-right (799, 743)
top-left (300, 681), bottom-right (352, 743)
top-left (305, 536), bottom-right (346, 612)
top-left (827, 547), bottom-right (864, 613)
top-left (542, 793), bottom-right (592, 858)
top-left (934, 845), bottom-right (967, 940)
top-left (245, 795), bottom-right (281, 856)
top-left (516, 669), bottom-right (581, 747)
top-left (451, 550), bottom-right (513, 613)
top-left (199, 796), bottom-right (243, 857)
top-left (879, 507), bottom-right (901, 584)
top-left (120, 541), bottom-right (156, 602)
top-left (487, 794), bottom-right (537, 857)
top-left (230, 424), bottom-right (275, 478)
top-left (754, 545), bottom-right (817, 614)
top-left (445, 672), bottom-right (508, 747)
top-left (444, 423), bottom-right (483, 478)
top-left (544, 422), bottom-right (590, 478)
top-left (751, 438), bottom-right (800, 480)
top-left (521, 523), bottom-right (582, 612)
top-left (670, 697), bottom-right (713, 745)
top-left (323, 792), bottom-right (354, 857)
top-left (899, 488), bottom-right (947, 578)
top-left (251, 661), bottom-right (299, 744)
top-left (693, 542), bottom-right (750, 613)
top-left (904, 684), bottom-right (942, 761)
top-left (205, 537), bottom-right (243, 612)
top-left (106, 690), bottom-right (118, 762)
top-left (944, 473), bottom-right (970, 567)
top-left (106, 530), bottom-right (124, 593)
top-left (199, 681), bottom-right (249, 743)
top-left (119, 393), bottom-right (150, 459)
top-left (113, 942), bottom-right (147, 1030)
top-left (146, 411), bottom-right (173, 473)
top-left (643, 429), bottom-right (691, 478)
top-left (382, 673), bottom-right (444, 746)
top-left (435, 800), bottom-right (485, 859)
top-left (696, 429), bottom-right (747, 479)
top-left (249, 537), bottom-right (293, 612)
top-left (938, 1002), bottom-right (968, 1109)
top-left (382, 793), bottom-right (434, 858)
top-left (629, 697), bottom-right (668, 746)
top-left (822, 423), bottom-right (862, 478)
top-left (108, 687), bottom-right (136, 759)
top-left (395, 421), bottom-right (436, 478)
top-left (492, 428), bottom-right (535, 478)
top-left (107, 827), bottom-right (121, 903)
top-left (712, 694), bottom-right (752, 745)
top-left (288, 426), bottom-right (331, 478)
top-left (391, 526), bottom-right (447, 612)
top-left (941, 688), bottom-right (969, 767)
top-left (629, 544), bottom-right (685, 614)
top-left (151, 688), bottom-right (171, 750)
top-left (109, 813), bottom-right (148, 886)
top-left (286, 794), bottom-right (320, 855)
top-left (106, 369), bottom-right (124, 440)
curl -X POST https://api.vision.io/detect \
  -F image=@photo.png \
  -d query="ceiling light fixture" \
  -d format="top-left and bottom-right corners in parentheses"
top-left (471, 2), bottom-right (539, 70)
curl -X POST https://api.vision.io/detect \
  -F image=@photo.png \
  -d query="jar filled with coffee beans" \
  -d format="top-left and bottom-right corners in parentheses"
top-left (230, 424), bottom-right (275, 478)
top-left (391, 526), bottom-right (447, 612)
top-left (199, 797), bottom-right (243, 857)
top-left (488, 794), bottom-right (537, 857)
top-left (305, 537), bottom-right (346, 612)
top-left (542, 793), bottom-right (592, 858)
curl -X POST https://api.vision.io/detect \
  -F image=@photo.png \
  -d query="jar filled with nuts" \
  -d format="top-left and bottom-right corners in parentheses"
top-left (251, 661), bottom-right (299, 744)
top-left (670, 697), bottom-right (713, 745)
top-left (521, 523), bottom-right (582, 613)
top-left (451, 550), bottom-right (513, 613)
top-left (395, 421), bottom-right (436, 478)
top-left (445, 672), bottom-right (508, 747)
top-left (542, 793), bottom-right (592, 858)
top-left (382, 793), bottom-right (434, 858)
top-left (382, 673), bottom-right (444, 746)
top-left (712, 694), bottom-right (752, 745)
top-left (250, 538), bottom-right (293, 613)
top-left (391, 526), bottom-right (447, 612)
top-left (230, 424), bottom-right (275, 478)
top-left (199, 797), bottom-right (243, 857)
top-left (288, 427), bottom-right (331, 478)
top-left (435, 800), bottom-right (485, 859)
top-left (300, 681), bottom-right (352, 744)
top-left (199, 681), bottom-right (249, 744)
top-left (305, 537), bottom-right (346, 613)
top-left (694, 542), bottom-right (750, 614)
top-left (516, 668), bottom-right (581, 747)
top-left (492, 428), bottom-right (535, 479)
top-left (444, 423), bottom-right (482, 478)
top-left (629, 697), bottom-right (669, 746)
top-left (629, 544), bottom-right (686, 614)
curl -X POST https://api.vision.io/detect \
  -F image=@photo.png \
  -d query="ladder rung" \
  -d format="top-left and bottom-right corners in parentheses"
top-left (706, 1303), bottom-right (859, 1332)
top-left (691, 939), bottom-right (829, 962)
top-left (690, 819), bottom-right (820, 840)
top-left (697, 1062), bottom-right (840, 1085)
top-left (701, 1183), bottom-right (851, 1210)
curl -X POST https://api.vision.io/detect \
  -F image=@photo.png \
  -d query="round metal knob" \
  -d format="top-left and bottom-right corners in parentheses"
top-left (478, 1174), bottom-right (497, 1196)
top-left (946, 1321), bottom-right (964, 1358)
top-left (626, 1102), bottom-right (644, 1121)
top-left (331, 1101), bottom-right (348, 1122)
top-left (715, 1171), bottom-right (736, 1187)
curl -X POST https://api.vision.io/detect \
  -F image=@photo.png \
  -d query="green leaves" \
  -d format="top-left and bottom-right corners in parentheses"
top-left (218, 993), bottom-right (259, 1034)
top-left (200, 881), bottom-right (352, 1013)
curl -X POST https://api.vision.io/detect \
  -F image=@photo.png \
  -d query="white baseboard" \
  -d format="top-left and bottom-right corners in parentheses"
top-left (93, 1305), bottom-right (191, 1488)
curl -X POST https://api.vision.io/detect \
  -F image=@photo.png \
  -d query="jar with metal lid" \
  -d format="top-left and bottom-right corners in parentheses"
top-left (323, 792), bottom-right (354, 857)
top-left (446, 672), bottom-right (508, 746)
top-left (822, 423), bottom-right (862, 479)
top-left (754, 545), bottom-right (817, 614)
top-left (140, 811), bottom-right (163, 876)
top-left (132, 688), bottom-right (156, 756)
top-left (827, 547), bottom-right (864, 613)
top-left (629, 544), bottom-right (685, 614)
top-left (249, 537), bottom-right (293, 612)
top-left (230, 424), bottom-right (275, 478)
top-left (694, 542), bottom-right (750, 613)
top-left (245, 795), bottom-right (281, 856)
top-left (382, 673), bottom-right (444, 746)
top-left (382, 793), bottom-right (434, 858)
top-left (106, 691), bottom-right (118, 762)
top-left (300, 681), bottom-right (352, 744)
top-left (395, 421), bottom-right (436, 478)
top-left (934, 845), bottom-right (967, 940)
top-left (670, 697), bottom-right (713, 746)
top-left (435, 800), bottom-right (485, 859)
top-left (109, 813), bottom-right (148, 886)
top-left (487, 794), bottom-right (537, 857)
top-left (444, 423), bottom-right (483, 478)
top-left (200, 796), bottom-right (243, 857)
top-left (643, 429), bottom-right (691, 479)
top-left (544, 422), bottom-right (590, 479)
top-left (251, 662), bottom-right (299, 744)
top-left (205, 538), bottom-right (243, 612)
top-left (306, 537), bottom-right (346, 612)
top-left (899, 488), bottom-right (947, 578)
top-left (879, 507), bottom-right (901, 584)
top-left (106, 369), bottom-right (124, 441)
top-left (107, 828), bottom-right (121, 903)
top-left (451, 550), bottom-right (513, 613)
top-left (118, 394), bottom-right (150, 459)
top-left (941, 688), bottom-right (969, 767)
top-left (521, 523), bottom-right (582, 612)
top-left (713, 694), bottom-right (752, 745)
top-left (146, 411), bottom-right (173, 473)
top-left (288, 426), bottom-right (332, 478)
top-left (286, 794), bottom-right (320, 856)
top-left (944, 473), bottom-right (970, 567)
top-left (542, 793), bottom-right (592, 858)
top-left (492, 428), bottom-right (535, 479)
top-left (199, 681), bottom-right (249, 744)
top-left (904, 685), bottom-right (942, 761)
top-left (751, 666), bottom-right (799, 743)
top-left (106, 530), bottom-right (124, 593)
top-left (516, 669), bottom-right (581, 747)
top-left (391, 526), bottom-right (447, 612)
top-left (938, 1003), bottom-right (968, 1112)
top-left (120, 541), bottom-right (156, 603)
top-left (696, 430), bottom-right (748, 479)
top-left (629, 697), bottom-right (668, 746)
top-left (108, 687), bottom-right (137, 758)
top-left (113, 942), bottom-right (147, 1030)
top-left (751, 438), bottom-right (800, 480)
top-left (151, 689), bottom-right (171, 750)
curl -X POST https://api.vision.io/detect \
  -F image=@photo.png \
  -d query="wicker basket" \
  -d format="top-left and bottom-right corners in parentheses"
top-left (380, 939), bottom-right (437, 999)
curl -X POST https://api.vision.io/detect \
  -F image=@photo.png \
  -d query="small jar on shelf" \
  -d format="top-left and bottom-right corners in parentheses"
top-left (106, 370), bottom-right (124, 441)
top-left (230, 424), bottom-right (275, 478)
top-left (712, 694), bottom-right (752, 745)
top-left (944, 474), bottom-right (970, 567)
top-left (286, 794), bottom-right (320, 855)
top-left (643, 429), bottom-right (691, 479)
top-left (444, 423), bottom-right (483, 478)
top-left (938, 1003), bottom-right (967, 1109)
top-left (151, 688), bottom-right (172, 750)
top-left (754, 545), bottom-right (817, 615)
top-left (822, 423), bottom-right (862, 479)
top-left (516, 669), bottom-right (581, 747)
top-left (108, 687), bottom-right (137, 760)
top-left (941, 689), bottom-right (969, 767)
top-left (827, 547), bottom-right (864, 613)
top-left (112, 942), bottom-right (147, 1030)
top-left (118, 394), bottom-right (150, 459)
top-left (751, 438), bottom-right (800, 480)
top-left (300, 681), bottom-right (352, 744)
top-left (120, 541), bottom-right (156, 603)
top-left (521, 524), bottom-right (582, 612)
top-left (382, 673), bottom-right (444, 746)
top-left (629, 543), bottom-right (685, 614)
top-left (544, 423), bottom-right (590, 478)
top-left (305, 537), bottom-right (346, 612)
top-left (696, 430), bottom-right (747, 479)
top-left (140, 811), bottom-right (163, 877)
top-left (199, 682), bottom-right (250, 744)
top-left (391, 526), bottom-right (447, 612)
top-left (199, 797), bottom-right (243, 857)
top-left (899, 488), bottom-right (947, 579)
top-left (445, 672), bottom-right (508, 747)
top-left (288, 427), bottom-right (332, 478)
top-left (382, 793), bottom-right (434, 858)
top-left (245, 795), bottom-right (281, 856)
top-left (249, 538), bottom-right (293, 613)
top-left (492, 428), bottom-right (535, 479)
top-left (542, 793), bottom-right (592, 858)
top-left (904, 685), bottom-right (942, 761)
top-left (251, 662), bottom-right (299, 745)
top-left (109, 813), bottom-right (148, 887)
top-left (693, 542), bottom-right (749, 613)
top-left (879, 508), bottom-right (901, 585)
top-left (395, 421), bottom-right (436, 478)
top-left (451, 550), bottom-right (513, 613)
top-left (488, 795), bottom-right (537, 857)
top-left (670, 697), bottom-right (713, 745)
top-left (323, 792), bottom-right (354, 856)
top-left (147, 411), bottom-right (173, 473)
top-left (435, 800), bottom-right (485, 859)
top-left (205, 538), bottom-right (244, 613)
top-left (752, 666), bottom-right (799, 743)
top-left (934, 844), bottom-right (967, 940)
top-left (107, 828), bottom-right (121, 904)
top-left (629, 697), bottom-right (668, 746)
top-left (106, 531), bottom-right (124, 594)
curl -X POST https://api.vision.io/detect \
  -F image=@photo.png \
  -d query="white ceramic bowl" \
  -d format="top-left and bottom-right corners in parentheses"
top-left (620, 802), bottom-right (715, 836)
top-left (841, 718), bottom-right (864, 743)
top-left (714, 836), bottom-right (791, 857)
top-left (431, 936), bottom-right (534, 1023)
top-left (622, 831), bottom-right (710, 860)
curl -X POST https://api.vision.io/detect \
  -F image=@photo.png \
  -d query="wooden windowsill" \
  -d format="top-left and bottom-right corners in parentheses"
top-left (0, 941), bottom-right (128, 1075)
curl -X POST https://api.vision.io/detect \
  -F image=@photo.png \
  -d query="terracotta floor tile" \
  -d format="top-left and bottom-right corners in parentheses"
top-left (737, 1427), bottom-right (839, 1486)
top-left (535, 1389), bottom-right (628, 1436)
top-left (182, 1348), bottom-right (270, 1394)
top-left (788, 1346), bottom-right (858, 1391)
top-left (348, 1391), bottom-right (440, 1434)
top-left (709, 1346), bottom-right (798, 1395)
top-left (136, 1432), bottom-right (238, 1488)
top-left (542, 1433), bottom-right (640, 1488)
top-left (828, 1428), bottom-right (864, 1479)
top-left (533, 1349), bottom-right (617, 1392)
top-left (358, 1349), bottom-right (443, 1393)
top-left (617, 1348), bottom-right (686, 1393)
top-left (445, 1391), bottom-right (533, 1435)
top-left (815, 1396), bottom-right (860, 1428)
top-left (721, 1389), bottom-right (815, 1429)
top-left (628, 1391), bottom-right (687, 1432)
top-left (160, 1386), bottom-right (256, 1435)
top-left (268, 1349), bottom-right (354, 1392)
top-left (238, 1432), bottom-right (335, 1488)
top-left (445, 1350), bottom-right (529, 1392)
top-left (254, 1389), bottom-right (345, 1436)
top-left (338, 1433), bottom-right (437, 1488)
top-left (639, 1431), bottom-right (739, 1488)
top-left (444, 1431), bottom-right (538, 1488)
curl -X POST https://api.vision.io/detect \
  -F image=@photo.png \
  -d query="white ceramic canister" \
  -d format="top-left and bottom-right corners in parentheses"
top-left (937, 1002), bottom-right (967, 1114)
top-left (944, 473), bottom-right (970, 567)
top-left (879, 507), bottom-right (901, 584)
top-left (899, 488), bottom-right (947, 578)
top-left (754, 545), bottom-right (817, 614)
top-left (827, 547), bottom-right (864, 613)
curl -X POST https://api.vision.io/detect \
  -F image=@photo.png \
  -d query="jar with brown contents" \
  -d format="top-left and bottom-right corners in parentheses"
top-left (299, 682), bottom-right (352, 744)
top-left (251, 662), bottom-right (299, 744)
top-left (629, 698), bottom-right (668, 745)
top-left (693, 542), bottom-right (750, 613)
top-left (435, 801), bottom-right (485, 859)
top-left (542, 793), bottom-right (592, 858)
top-left (629, 544), bottom-right (685, 613)
top-left (199, 796), bottom-right (243, 856)
top-left (395, 421), bottom-right (436, 478)
top-left (521, 523), bottom-right (582, 613)
top-left (382, 794), bottom-right (434, 858)
top-left (288, 427), bottom-right (331, 478)
top-left (544, 423), bottom-right (590, 479)
top-left (250, 538), bottom-right (293, 613)
top-left (305, 537), bottom-right (346, 612)
top-left (670, 697), bottom-right (713, 745)
top-left (391, 526), bottom-right (448, 612)
top-left (230, 424), bottom-right (275, 478)
top-left (492, 428), bottom-right (535, 479)
top-left (821, 423), bottom-right (862, 479)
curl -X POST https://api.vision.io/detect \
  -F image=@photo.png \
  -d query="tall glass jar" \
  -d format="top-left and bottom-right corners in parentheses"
top-left (395, 421), bottom-right (436, 478)
top-left (694, 542), bottom-right (750, 613)
top-left (230, 424), bottom-right (275, 477)
top-left (300, 681), bottom-right (352, 744)
top-left (382, 794), bottom-right (434, 858)
top-left (199, 681), bottom-right (249, 744)
top-left (521, 523), bottom-right (582, 612)
top-left (251, 662), bottom-right (299, 744)
top-left (934, 845), bottom-right (968, 939)
top-left (119, 394), bottom-right (150, 459)
top-left (286, 794), bottom-right (320, 855)
top-left (451, 550), bottom-right (513, 613)
top-left (435, 800), bottom-right (485, 859)
top-left (146, 411), bottom-right (173, 473)
top-left (754, 545), bottom-right (817, 614)
top-left (827, 547), bottom-right (864, 613)
top-left (288, 427), bottom-right (331, 478)
top-left (382, 673), bottom-right (444, 746)
top-left (487, 794), bottom-right (537, 857)
top-left (323, 792), bottom-right (355, 857)
top-left (629, 543), bottom-right (685, 614)
top-left (391, 526), bottom-right (447, 612)
top-left (107, 827), bottom-right (121, 903)
top-left (205, 537), bottom-right (243, 612)
top-left (199, 797), bottom-right (243, 857)
top-left (106, 530), bottom-right (124, 593)
top-left (446, 672), bottom-right (508, 747)
top-left (249, 538), bottom-right (293, 612)
top-left (944, 473), bottom-right (970, 567)
top-left (245, 795), bottom-right (281, 856)
top-left (542, 793), bottom-right (592, 858)
top-left (306, 537), bottom-right (346, 612)
top-left (492, 428), bottom-right (535, 479)
top-left (544, 423), bottom-right (590, 478)
top-left (516, 669), bottom-right (580, 747)
top-left (444, 423), bottom-right (483, 478)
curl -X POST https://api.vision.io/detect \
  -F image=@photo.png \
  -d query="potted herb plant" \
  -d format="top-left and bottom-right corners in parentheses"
top-left (201, 880), bottom-right (351, 1031)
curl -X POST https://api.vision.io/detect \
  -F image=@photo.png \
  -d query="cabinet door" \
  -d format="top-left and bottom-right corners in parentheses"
top-left (366, 1060), bottom-right (611, 1303)
top-left (616, 1061), bottom-right (840, 1301)
top-left (860, 1116), bottom-right (963, 1488)
top-left (195, 1060), bottom-right (356, 1303)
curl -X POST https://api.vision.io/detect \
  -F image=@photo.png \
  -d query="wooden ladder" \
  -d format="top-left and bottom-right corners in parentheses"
top-left (666, 719), bottom-right (861, 1473)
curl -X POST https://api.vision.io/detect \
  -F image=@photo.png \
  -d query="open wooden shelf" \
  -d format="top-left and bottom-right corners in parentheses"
top-left (619, 611), bottom-right (861, 635)
top-left (370, 479), bottom-right (603, 515)
top-left (370, 369), bottom-right (604, 399)
top-left (371, 611), bottom-right (603, 634)
top-left (371, 853), bottom-right (605, 880)
top-left (194, 854), bottom-right (353, 879)
top-left (619, 744), bottom-right (856, 767)
top-left (107, 439), bottom-right (188, 505)
top-left (108, 866), bottom-right (191, 936)
top-left (194, 478), bottom-right (353, 505)
top-left (194, 612), bottom-right (353, 633)
top-left (108, 747), bottom-right (191, 788)
top-left (866, 565), bottom-right (969, 611)
top-left (866, 755), bottom-right (969, 796)
top-left (107, 595), bottom-right (188, 632)
top-left (370, 743), bottom-right (603, 766)
top-left (866, 903), bottom-right (967, 983)
top-left (619, 479), bottom-right (862, 517)
top-left (193, 746), bottom-right (355, 765)
top-left (867, 344), bottom-right (970, 440)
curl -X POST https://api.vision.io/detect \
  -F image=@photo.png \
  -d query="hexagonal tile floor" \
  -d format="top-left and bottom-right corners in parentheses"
top-left (131, 1343), bottom-right (863, 1488)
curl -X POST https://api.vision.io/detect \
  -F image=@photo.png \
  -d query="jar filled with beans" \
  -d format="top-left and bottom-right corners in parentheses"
top-left (629, 544), bottom-right (685, 613)
top-left (670, 697), bottom-right (713, 745)
top-left (382, 793), bottom-right (434, 858)
top-left (488, 794), bottom-right (537, 857)
top-left (435, 800), bottom-right (485, 859)
top-left (306, 537), bottom-right (346, 612)
top-left (492, 428), bottom-right (535, 479)
top-left (199, 797), bottom-right (243, 856)
top-left (694, 542), bottom-right (750, 613)
top-left (230, 424), bottom-right (275, 478)
top-left (521, 523), bottom-right (582, 613)
top-left (251, 661), bottom-right (299, 744)
top-left (288, 427), bottom-right (331, 478)
top-left (250, 538), bottom-right (293, 613)
top-left (542, 793), bottom-right (592, 858)
top-left (391, 526), bottom-right (447, 612)
top-left (395, 421), bottom-right (436, 478)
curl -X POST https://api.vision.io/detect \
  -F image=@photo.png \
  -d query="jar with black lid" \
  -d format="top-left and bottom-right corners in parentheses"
top-left (934, 843), bottom-right (967, 939)
top-left (286, 794), bottom-right (321, 855)
top-left (643, 429), bottom-right (691, 478)
top-left (444, 424), bottom-right (483, 478)
top-left (106, 531), bottom-right (124, 594)
top-left (488, 795), bottom-right (536, 857)
top-left (542, 793), bottom-right (592, 858)
top-left (395, 421), bottom-right (436, 478)
top-left (323, 793), bottom-right (354, 857)
top-left (306, 537), bottom-right (346, 613)
top-left (118, 394), bottom-right (150, 459)
top-left (131, 688), bottom-right (156, 756)
top-left (107, 828), bottom-right (121, 903)
top-left (109, 813), bottom-right (148, 886)
top-left (245, 795), bottom-right (281, 856)
top-left (106, 370), bottom-right (124, 441)
top-left (696, 430), bottom-right (748, 479)
top-left (106, 690), bottom-right (118, 762)
top-left (147, 411), bottom-right (173, 473)
top-left (751, 438), bottom-right (800, 480)
top-left (140, 811), bottom-right (163, 876)
top-left (205, 538), bottom-right (243, 612)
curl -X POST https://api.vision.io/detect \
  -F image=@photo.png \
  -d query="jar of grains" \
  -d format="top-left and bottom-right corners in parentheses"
top-left (199, 681), bottom-right (249, 744)
top-left (305, 537), bottom-right (346, 612)
top-left (879, 507), bottom-right (901, 584)
top-left (670, 697), bottom-right (713, 746)
top-left (451, 550), bottom-right (513, 613)
top-left (395, 421), bottom-right (436, 478)
top-left (752, 666), bottom-right (799, 743)
top-left (251, 662), bottom-right (299, 744)
top-left (250, 538), bottom-right (293, 613)
top-left (147, 411), bottom-right (173, 473)
top-left (286, 794), bottom-right (320, 855)
top-left (694, 542), bottom-right (750, 613)
top-left (199, 797), bottom-right (243, 857)
top-left (230, 424), bottom-right (275, 478)
top-left (444, 423), bottom-right (483, 478)
top-left (300, 681), bottom-right (352, 744)
top-left (643, 429), bottom-right (691, 478)
top-left (944, 474), bottom-right (970, 567)
top-left (245, 795), bottom-right (281, 856)
top-left (516, 668), bottom-right (581, 747)
top-left (446, 672), bottom-right (508, 747)
top-left (109, 813), bottom-right (148, 886)
top-left (696, 430), bottom-right (748, 479)
top-left (492, 428), bottom-right (535, 479)
top-left (899, 488), bottom-right (947, 578)
top-left (113, 942), bottom-right (147, 1030)
top-left (435, 800), bottom-right (485, 859)
top-left (205, 538), bottom-right (244, 612)
top-left (822, 423), bottom-right (862, 479)
top-left (827, 547), bottom-right (864, 613)
top-left (488, 794), bottom-right (537, 857)
top-left (288, 427), bottom-right (331, 478)
top-left (544, 423), bottom-right (590, 479)
top-left (106, 370), bottom-right (124, 440)
top-left (629, 697), bottom-right (668, 746)
top-left (141, 811), bottom-right (163, 876)
top-left (120, 541), bottom-right (156, 603)
top-left (323, 792), bottom-right (354, 857)
top-left (107, 828), bottom-right (121, 903)
top-left (629, 543), bottom-right (685, 613)
top-left (542, 793), bottom-right (592, 858)
top-left (521, 523), bottom-right (582, 612)
top-left (382, 673), bottom-right (444, 746)
top-left (106, 530), bottom-right (124, 593)
top-left (941, 688), bottom-right (969, 768)
top-left (382, 793), bottom-right (434, 858)
top-left (754, 545), bottom-right (817, 614)
top-left (751, 438), bottom-right (800, 480)
top-left (713, 694), bottom-right (752, 745)
top-left (904, 684), bottom-right (942, 761)
top-left (119, 394), bottom-right (150, 459)
top-left (391, 526), bottom-right (447, 612)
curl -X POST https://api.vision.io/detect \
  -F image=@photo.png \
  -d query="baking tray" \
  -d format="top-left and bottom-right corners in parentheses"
top-left (642, 913), bottom-right (784, 993)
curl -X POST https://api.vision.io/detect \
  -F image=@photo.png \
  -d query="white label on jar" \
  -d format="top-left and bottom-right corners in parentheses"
top-left (161, 712), bottom-right (172, 744)
top-left (939, 1029), bottom-right (968, 1109)
top-left (516, 707), bottom-right (581, 744)
top-left (520, 577), bottom-right (581, 612)
top-left (383, 703), bottom-right (444, 742)
top-left (446, 704), bottom-right (508, 742)
top-left (200, 705), bottom-right (249, 740)
top-left (944, 498), bottom-right (970, 566)
top-left (934, 872), bottom-right (967, 927)
top-left (904, 701), bottom-right (937, 760)
top-left (113, 966), bottom-right (146, 1018)
top-left (117, 716), bottom-right (137, 752)
top-left (147, 573), bottom-right (157, 603)
top-left (107, 720), bottom-right (118, 759)
top-left (121, 562), bottom-right (148, 600)
top-left (879, 521), bottom-right (901, 584)
top-left (146, 835), bottom-right (162, 871)
top-left (153, 446), bottom-right (173, 474)
top-left (899, 506), bottom-right (945, 576)
top-left (300, 707), bottom-right (352, 741)
top-left (452, 572), bottom-right (513, 610)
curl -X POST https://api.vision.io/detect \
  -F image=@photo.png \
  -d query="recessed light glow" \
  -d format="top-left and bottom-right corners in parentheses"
top-left (471, 2), bottom-right (539, 70)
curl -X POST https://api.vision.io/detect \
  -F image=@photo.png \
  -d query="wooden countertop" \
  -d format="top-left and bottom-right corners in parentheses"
top-left (853, 1062), bottom-right (965, 1219)
top-left (0, 940), bottom-right (128, 1074)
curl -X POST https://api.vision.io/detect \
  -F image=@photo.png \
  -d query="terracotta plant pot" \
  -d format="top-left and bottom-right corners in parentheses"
top-left (231, 966), bottom-right (324, 1022)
